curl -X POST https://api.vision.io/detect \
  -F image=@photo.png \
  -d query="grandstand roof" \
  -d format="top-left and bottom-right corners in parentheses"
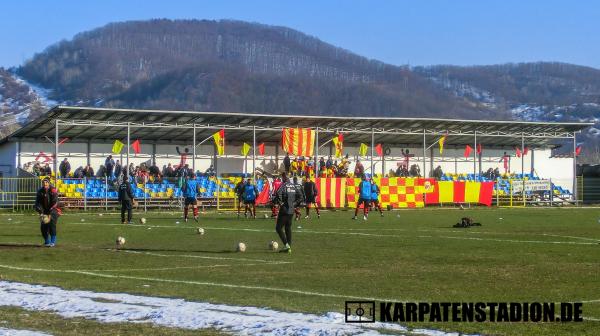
top-left (2, 106), bottom-right (592, 148)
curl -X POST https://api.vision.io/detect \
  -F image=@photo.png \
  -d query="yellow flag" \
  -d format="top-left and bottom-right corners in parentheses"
top-left (439, 135), bottom-right (446, 154)
top-left (213, 129), bottom-right (225, 155)
top-left (359, 143), bottom-right (368, 156)
top-left (332, 134), bottom-right (343, 158)
top-left (112, 140), bottom-right (124, 154)
top-left (241, 143), bottom-right (251, 156)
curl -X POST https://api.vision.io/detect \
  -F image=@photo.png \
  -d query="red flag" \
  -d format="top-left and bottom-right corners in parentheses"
top-left (476, 143), bottom-right (482, 155)
top-left (132, 140), bottom-right (141, 154)
top-left (58, 137), bottom-right (70, 145)
top-left (515, 147), bottom-right (522, 158)
top-left (576, 145), bottom-right (582, 156)
top-left (258, 143), bottom-right (265, 155)
top-left (464, 145), bottom-right (472, 158)
top-left (523, 146), bottom-right (529, 156)
top-left (375, 143), bottom-right (383, 157)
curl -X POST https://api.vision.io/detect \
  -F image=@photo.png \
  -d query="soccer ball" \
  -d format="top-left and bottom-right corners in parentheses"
top-left (116, 236), bottom-right (126, 246)
top-left (237, 242), bottom-right (246, 252)
top-left (140, 217), bottom-right (147, 224)
top-left (197, 227), bottom-right (205, 235)
top-left (40, 214), bottom-right (51, 224)
top-left (269, 240), bottom-right (279, 251)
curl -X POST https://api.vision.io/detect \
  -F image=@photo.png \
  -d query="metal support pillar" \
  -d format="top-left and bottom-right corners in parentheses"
top-left (54, 119), bottom-right (59, 185)
top-left (370, 128), bottom-right (375, 176)
top-left (192, 124), bottom-right (196, 173)
top-left (252, 126), bottom-right (256, 181)
top-left (422, 129), bottom-right (426, 179)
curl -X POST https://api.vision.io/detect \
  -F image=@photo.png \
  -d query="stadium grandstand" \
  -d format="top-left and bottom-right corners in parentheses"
top-left (0, 106), bottom-right (592, 210)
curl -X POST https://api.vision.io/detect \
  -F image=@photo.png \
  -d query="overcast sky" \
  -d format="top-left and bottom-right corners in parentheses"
top-left (1, 0), bottom-right (599, 69)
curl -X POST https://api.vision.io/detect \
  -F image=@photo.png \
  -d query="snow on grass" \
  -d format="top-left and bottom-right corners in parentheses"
top-left (0, 327), bottom-right (52, 336)
top-left (0, 281), bottom-right (467, 336)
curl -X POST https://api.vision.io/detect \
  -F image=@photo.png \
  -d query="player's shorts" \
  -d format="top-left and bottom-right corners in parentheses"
top-left (237, 194), bottom-right (244, 202)
top-left (244, 199), bottom-right (256, 205)
top-left (357, 198), bottom-right (371, 207)
top-left (305, 195), bottom-right (316, 204)
top-left (371, 199), bottom-right (380, 205)
top-left (184, 197), bottom-right (197, 206)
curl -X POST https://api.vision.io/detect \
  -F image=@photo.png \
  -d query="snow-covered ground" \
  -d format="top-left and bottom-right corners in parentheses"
top-left (0, 281), bottom-right (469, 336)
top-left (0, 327), bottom-right (52, 336)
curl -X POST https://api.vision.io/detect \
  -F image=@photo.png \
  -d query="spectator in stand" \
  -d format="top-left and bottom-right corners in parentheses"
top-left (43, 163), bottom-right (52, 176)
top-left (114, 160), bottom-right (122, 179)
top-left (74, 166), bottom-right (84, 178)
top-left (326, 155), bottom-right (333, 169)
top-left (59, 158), bottom-right (71, 178)
top-left (105, 155), bottom-right (115, 179)
top-left (128, 163), bottom-right (135, 177)
top-left (354, 160), bottom-right (364, 178)
top-left (205, 164), bottom-right (216, 176)
top-left (283, 153), bottom-right (291, 174)
top-left (84, 164), bottom-right (94, 178)
top-left (432, 165), bottom-right (444, 180)
top-left (319, 157), bottom-right (325, 172)
top-left (409, 164), bottom-right (421, 177)
top-left (164, 163), bottom-right (174, 178)
top-left (96, 165), bottom-right (106, 178)
top-left (149, 163), bottom-right (161, 181)
top-left (493, 167), bottom-right (500, 180)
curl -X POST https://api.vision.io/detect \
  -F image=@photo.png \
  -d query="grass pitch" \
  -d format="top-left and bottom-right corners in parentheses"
top-left (0, 207), bottom-right (599, 335)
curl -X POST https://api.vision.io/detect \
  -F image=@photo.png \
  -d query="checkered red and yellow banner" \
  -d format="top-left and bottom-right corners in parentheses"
top-left (313, 178), bottom-right (491, 208)
top-left (347, 177), bottom-right (436, 208)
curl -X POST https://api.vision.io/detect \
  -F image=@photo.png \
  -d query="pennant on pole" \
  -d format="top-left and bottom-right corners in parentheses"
top-left (58, 137), bottom-right (70, 145)
top-left (359, 143), bottom-right (368, 156)
top-left (523, 146), bottom-right (529, 156)
top-left (375, 143), bottom-right (383, 157)
top-left (112, 140), bottom-right (124, 154)
top-left (258, 143), bottom-right (265, 155)
top-left (515, 147), bottom-right (522, 158)
top-left (241, 142), bottom-right (251, 156)
top-left (464, 145), bottom-right (472, 158)
top-left (439, 135), bottom-right (447, 154)
top-left (476, 143), bottom-right (482, 155)
top-left (576, 145), bottom-right (582, 156)
top-left (131, 139), bottom-right (141, 154)
top-left (332, 133), bottom-right (343, 158)
top-left (213, 129), bottom-right (225, 155)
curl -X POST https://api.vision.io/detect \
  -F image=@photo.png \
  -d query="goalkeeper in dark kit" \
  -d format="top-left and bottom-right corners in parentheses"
top-left (272, 173), bottom-right (304, 254)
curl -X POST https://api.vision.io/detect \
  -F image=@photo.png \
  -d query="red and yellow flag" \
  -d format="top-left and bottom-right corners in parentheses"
top-left (282, 128), bottom-right (315, 156)
top-left (316, 178), bottom-right (346, 208)
top-left (332, 133), bottom-right (343, 158)
top-left (213, 129), bottom-right (225, 155)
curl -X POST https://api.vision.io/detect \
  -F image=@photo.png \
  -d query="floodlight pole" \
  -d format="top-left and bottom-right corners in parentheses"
top-left (252, 125), bottom-right (256, 181)
top-left (521, 132), bottom-right (525, 206)
top-left (126, 122), bottom-right (130, 168)
top-left (370, 128), bottom-right (375, 176)
top-left (422, 129), bottom-right (426, 179)
top-left (54, 119), bottom-right (59, 185)
top-left (573, 133), bottom-right (577, 204)
top-left (473, 131), bottom-right (477, 176)
top-left (192, 124), bottom-right (196, 173)
top-left (315, 127), bottom-right (319, 176)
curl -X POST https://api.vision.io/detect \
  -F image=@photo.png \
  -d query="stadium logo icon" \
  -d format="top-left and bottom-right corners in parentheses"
top-left (345, 301), bottom-right (375, 323)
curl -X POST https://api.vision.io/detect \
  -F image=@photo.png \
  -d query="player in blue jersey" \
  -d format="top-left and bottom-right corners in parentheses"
top-left (242, 178), bottom-right (259, 219)
top-left (353, 176), bottom-right (371, 220)
top-left (182, 173), bottom-right (201, 222)
top-left (370, 180), bottom-right (384, 217)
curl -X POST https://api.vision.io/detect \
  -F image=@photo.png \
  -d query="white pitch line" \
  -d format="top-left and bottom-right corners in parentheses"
top-left (0, 264), bottom-right (415, 303)
top-left (437, 235), bottom-right (599, 245)
top-left (80, 263), bottom-right (277, 272)
top-left (112, 249), bottom-right (292, 264)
